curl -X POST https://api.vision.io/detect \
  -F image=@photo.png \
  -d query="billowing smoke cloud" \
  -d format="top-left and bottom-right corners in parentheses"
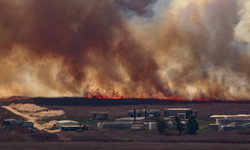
top-left (115, 0), bottom-right (156, 16)
top-left (0, 0), bottom-right (250, 100)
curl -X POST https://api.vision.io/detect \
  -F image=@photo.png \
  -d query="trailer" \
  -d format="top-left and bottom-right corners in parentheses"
top-left (20, 122), bottom-right (34, 128)
top-left (61, 125), bottom-right (85, 131)
top-left (3, 119), bottom-right (24, 125)
top-left (90, 111), bottom-right (110, 120)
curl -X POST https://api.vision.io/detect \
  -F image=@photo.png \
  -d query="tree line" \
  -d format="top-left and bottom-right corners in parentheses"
top-left (156, 115), bottom-right (199, 135)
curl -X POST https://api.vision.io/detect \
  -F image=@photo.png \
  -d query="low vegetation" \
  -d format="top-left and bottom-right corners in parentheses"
top-left (197, 117), bottom-right (209, 132)
top-left (156, 117), bottom-right (168, 134)
top-left (186, 115), bottom-right (199, 135)
top-left (173, 116), bottom-right (185, 135)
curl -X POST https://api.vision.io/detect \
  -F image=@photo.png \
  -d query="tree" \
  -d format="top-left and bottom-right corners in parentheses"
top-left (173, 116), bottom-right (185, 135)
top-left (186, 115), bottom-right (199, 135)
top-left (156, 117), bottom-right (168, 134)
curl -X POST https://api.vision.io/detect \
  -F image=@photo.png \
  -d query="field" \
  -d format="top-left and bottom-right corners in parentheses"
top-left (1, 97), bottom-right (250, 149)
top-left (29, 97), bottom-right (250, 117)
top-left (2, 142), bottom-right (250, 150)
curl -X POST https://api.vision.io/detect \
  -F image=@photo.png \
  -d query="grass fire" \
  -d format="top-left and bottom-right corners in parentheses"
top-left (0, 0), bottom-right (250, 100)
top-left (1, 0), bottom-right (250, 149)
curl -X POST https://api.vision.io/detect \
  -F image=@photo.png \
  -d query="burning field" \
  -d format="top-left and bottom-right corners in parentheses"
top-left (0, 0), bottom-right (250, 101)
top-left (3, 1), bottom-right (250, 149)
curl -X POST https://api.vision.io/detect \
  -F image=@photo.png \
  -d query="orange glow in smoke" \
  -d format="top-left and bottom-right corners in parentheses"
top-left (86, 91), bottom-right (124, 99)
top-left (85, 92), bottom-right (244, 102)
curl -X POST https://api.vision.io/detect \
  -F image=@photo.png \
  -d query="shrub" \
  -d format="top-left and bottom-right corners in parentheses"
top-left (156, 117), bottom-right (168, 134)
top-left (173, 116), bottom-right (185, 135)
top-left (186, 115), bottom-right (199, 135)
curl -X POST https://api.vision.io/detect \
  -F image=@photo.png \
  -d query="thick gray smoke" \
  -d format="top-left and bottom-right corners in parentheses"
top-left (0, 0), bottom-right (249, 100)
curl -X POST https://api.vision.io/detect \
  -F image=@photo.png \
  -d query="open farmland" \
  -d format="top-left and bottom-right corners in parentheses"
top-left (1, 97), bottom-right (250, 149)
top-left (0, 106), bottom-right (60, 143)
top-left (2, 142), bottom-right (250, 150)
top-left (27, 97), bottom-right (250, 117)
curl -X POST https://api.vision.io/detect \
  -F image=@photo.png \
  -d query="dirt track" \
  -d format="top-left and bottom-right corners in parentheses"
top-left (1, 106), bottom-right (60, 133)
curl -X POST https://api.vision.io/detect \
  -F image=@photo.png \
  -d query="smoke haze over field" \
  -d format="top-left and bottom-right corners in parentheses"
top-left (0, 0), bottom-right (250, 100)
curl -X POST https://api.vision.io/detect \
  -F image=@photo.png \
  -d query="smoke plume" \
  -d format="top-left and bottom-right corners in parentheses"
top-left (0, 0), bottom-right (250, 100)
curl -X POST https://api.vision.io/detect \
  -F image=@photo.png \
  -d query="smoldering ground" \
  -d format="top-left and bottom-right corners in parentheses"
top-left (0, 0), bottom-right (250, 100)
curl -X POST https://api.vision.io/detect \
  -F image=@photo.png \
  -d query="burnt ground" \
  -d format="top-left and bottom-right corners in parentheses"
top-left (1, 97), bottom-right (250, 149)
top-left (30, 97), bottom-right (250, 107)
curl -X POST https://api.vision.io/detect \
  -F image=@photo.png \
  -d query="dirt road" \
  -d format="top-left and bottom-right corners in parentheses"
top-left (2, 106), bottom-right (60, 133)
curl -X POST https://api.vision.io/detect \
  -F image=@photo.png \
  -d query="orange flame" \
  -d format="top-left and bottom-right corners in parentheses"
top-left (84, 92), bottom-right (244, 102)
